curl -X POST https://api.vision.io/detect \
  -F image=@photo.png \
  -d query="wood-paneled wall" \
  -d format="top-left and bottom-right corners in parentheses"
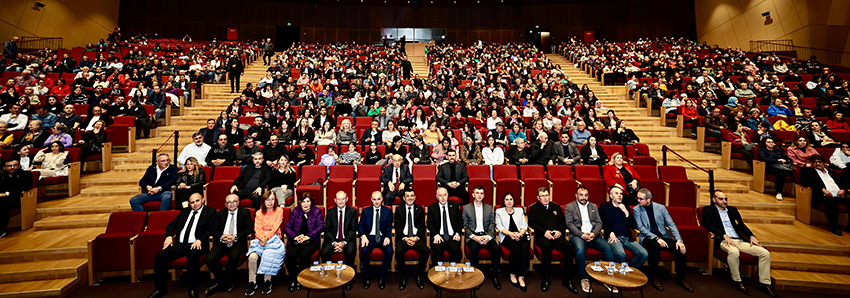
top-left (0, 0), bottom-right (119, 48)
top-left (118, 0), bottom-right (696, 45)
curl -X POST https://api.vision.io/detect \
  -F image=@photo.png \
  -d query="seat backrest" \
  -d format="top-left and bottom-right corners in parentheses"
top-left (696, 206), bottom-right (705, 226)
top-left (546, 165), bottom-right (574, 180)
top-left (466, 165), bottom-right (490, 180)
top-left (601, 145), bottom-right (626, 160)
top-left (299, 165), bottom-right (326, 185)
top-left (357, 165), bottom-right (383, 179)
top-left (667, 180), bottom-right (697, 208)
top-left (201, 167), bottom-right (213, 182)
top-left (658, 166), bottom-right (687, 182)
top-left (206, 180), bottom-right (234, 210)
top-left (146, 210), bottom-right (181, 231)
top-left (492, 165), bottom-right (517, 180)
top-left (574, 165), bottom-right (602, 179)
top-left (213, 166), bottom-right (241, 181)
top-left (666, 206), bottom-right (698, 226)
top-left (329, 165), bottom-right (355, 180)
top-left (632, 165), bottom-right (658, 180)
top-left (104, 211), bottom-right (147, 234)
top-left (412, 164), bottom-right (437, 178)
top-left (520, 165), bottom-right (546, 180)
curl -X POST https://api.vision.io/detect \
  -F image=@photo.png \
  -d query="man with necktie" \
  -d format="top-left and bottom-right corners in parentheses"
top-left (147, 193), bottom-right (216, 298)
top-left (321, 191), bottom-right (358, 291)
top-left (394, 189), bottom-right (429, 290)
top-left (205, 194), bottom-right (253, 296)
top-left (380, 154), bottom-right (412, 204)
top-left (358, 191), bottom-right (393, 289)
top-left (427, 187), bottom-right (463, 265)
top-left (436, 150), bottom-right (470, 204)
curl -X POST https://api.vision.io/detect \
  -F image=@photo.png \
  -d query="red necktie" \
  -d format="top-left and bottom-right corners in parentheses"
top-left (395, 168), bottom-right (400, 190)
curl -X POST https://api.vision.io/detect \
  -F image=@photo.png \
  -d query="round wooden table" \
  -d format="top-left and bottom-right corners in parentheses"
top-left (297, 265), bottom-right (356, 298)
top-left (427, 265), bottom-right (485, 298)
top-left (585, 263), bottom-right (648, 298)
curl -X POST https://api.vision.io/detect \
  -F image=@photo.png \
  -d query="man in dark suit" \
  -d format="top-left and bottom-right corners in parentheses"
top-left (702, 190), bottom-right (778, 297)
top-left (147, 193), bottom-right (216, 298)
top-left (128, 99), bottom-right (150, 139)
top-left (230, 153), bottom-right (271, 209)
top-left (322, 191), bottom-right (358, 290)
top-left (463, 186), bottom-right (502, 289)
top-left (394, 189), bottom-right (430, 290)
top-left (530, 133), bottom-right (556, 165)
top-left (130, 153), bottom-right (179, 211)
top-left (205, 194), bottom-right (253, 296)
top-left (380, 154), bottom-right (412, 204)
top-left (198, 119), bottom-right (222, 148)
top-left (0, 158), bottom-right (32, 239)
top-left (311, 107), bottom-right (335, 130)
top-left (800, 154), bottom-right (850, 236)
top-left (564, 186), bottom-right (613, 293)
top-left (261, 38), bottom-right (274, 66)
top-left (436, 150), bottom-right (470, 204)
top-left (359, 120), bottom-right (383, 144)
top-left (427, 187), bottom-right (463, 265)
top-left (227, 53), bottom-right (243, 93)
top-left (528, 187), bottom-right (577, 293)
top-left (358, 191), bottom-right (394, 290)
top-left (488, 122), bottom-right (508, 146)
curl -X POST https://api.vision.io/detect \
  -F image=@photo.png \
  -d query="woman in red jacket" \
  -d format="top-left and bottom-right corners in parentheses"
top-left (724, 122), bottom-right (754, 168)
top-left (681, 99), bottom-right (699, 137)
top-left (603, 152), bottom-right (641, 206)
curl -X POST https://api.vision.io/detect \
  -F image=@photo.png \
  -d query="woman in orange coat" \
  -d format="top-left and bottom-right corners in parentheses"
top-left (603, 152), bottom-right (642, 205)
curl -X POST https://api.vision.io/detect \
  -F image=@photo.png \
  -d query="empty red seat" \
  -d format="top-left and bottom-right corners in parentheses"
top-left (412, 165), bottom-right (437, 206)
top-left (212, 166), bottom-right (241, 181)
top-left (327, 165), bottom-right (355, 204)
top-left (89, 211), bottom-right (147, 285)
top-left (574, 165), bottom-right (606, 205)
top-left (493, 165), bottom-right (522, 205)
top-left (355, 165), bottom-right (382, 207)
top-left (520, 165), bottom-right (550, 207)
top-left (297, 165), bottom-right (326, 205)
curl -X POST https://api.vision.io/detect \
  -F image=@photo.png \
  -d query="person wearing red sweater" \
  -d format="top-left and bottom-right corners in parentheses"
top-left (603, 152), bottom-right (642, 206)
top-left (724, 122), bottom-right (754, 167)
top-left (681, 99), bottom-right (699, 137)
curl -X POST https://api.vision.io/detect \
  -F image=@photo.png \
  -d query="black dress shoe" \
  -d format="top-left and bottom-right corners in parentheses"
top-left (651, 278), bottom-right (664, 291)
top-left (415, 275), bottom-right (424, 289)
top-left (541, 278), bottom-right (550, 292)
top-left (832, 227), bottom-right (843, 236)
top-left (378, 277), bottom-right (386, 290)
top-left (344, 282), bottom-right (353, 291)
top-left (205, 283), bottom-right (222, 296)
top-left (758, 284), bottom-right (780, 298)
top-left (562, 278), bottom-right (578, 294)
top-left (733, 282), bottom-right (752, 296)
top-left (492, 276), bottom-right (501, 290)
top-left (226, 282), bottom-right (235, 293)
top-left (363, 278), bottom-right (371, 289)
top-left (399, 277), bottom-right (408, 290)
top-left (147, 290), bottom-right (167, 298)
top-left (189, 288), bottom-right (199, 298)
top-left (246, 282), bottom-right (257, 296)
top-left (288, 281), bottom-right (297, 292)
top-left (261, 280), bottom-right (273, 295)
top-left (295, 281), bottom-right (301, 290)
top-left (677, 279), bottom-right (694, 292)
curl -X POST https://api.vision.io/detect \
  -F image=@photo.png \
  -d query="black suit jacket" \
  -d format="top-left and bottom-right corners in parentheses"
top-left (324, 205), bottom-right (358, 244)
top-left (701, 205), bottom-right (755, 248)
top-left (380, 165), bottom-right (413, 189)
top-left (232, 164), bottom-right (272, 190)
top-left (165, 205), bottom-right (216, 245)
top-left (138, 164), bottom-right (179, 192)
top-left (358, 205), bottom-right (393, 240)
top-left (427, 202), bottom-right (462, 239)
top-left (436, 162), bottom-right (469, 187)
top-left (211, 207), bottom-right (254, 246)
top-left (799, 167), bottom-right (840, 197)
top-left (408, 145), bottom-right (431, 164)
top-left (394, 204), bottom-right (427, 240)
top-left (527, 202), bottom-right (567, 236)
top-left (580, 144), bottom-right (608, 165)
top-left (360, 128), bottom-right (383, 144)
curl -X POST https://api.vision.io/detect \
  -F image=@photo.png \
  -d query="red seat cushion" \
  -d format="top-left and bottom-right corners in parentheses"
top-left (403, 249), bottom-right (422, 260)
top-left (534, 245), bottom-right (563, 260)
top-left (369, 248), bottom-right (385, 261)
top-left (83, 154), bottom-right (102, 161)
top-left (168, 255), bottom-right (207, 268)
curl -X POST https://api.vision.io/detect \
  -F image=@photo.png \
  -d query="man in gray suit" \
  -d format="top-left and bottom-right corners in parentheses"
top-left (463, 186), bottom-right (502, 290)
top-left (633, 188), bottom-right (693, 292)
top-left (564, 186), bottom-right (614, 293)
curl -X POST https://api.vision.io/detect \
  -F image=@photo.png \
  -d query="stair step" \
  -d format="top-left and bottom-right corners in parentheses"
top-left (772, 269), bottom-right (850, 295)
top-left (0, 278), bottom-right (80, 298)
top-left (33, 213), bottom-right (111, 230)
top-left (735, 210), bottom-right (796, 224)
top-left (79, 185), bottom-right (139, 197)
top-left (772, 252), bottom-right (850, 274)
top-left (0, 259), bottom-right (86, 283)
top-left (0, 228), bottom-right (102, 263)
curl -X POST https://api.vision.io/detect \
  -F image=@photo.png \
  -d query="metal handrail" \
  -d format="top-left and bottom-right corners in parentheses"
top-left (17, 37), bottom-right (63, 54)
top-left (750, 39), bottom-right (848, 67)
top-left (151, 131), bottom-right (180, 165)
top-left (662, 145), bottom-right (715, 194)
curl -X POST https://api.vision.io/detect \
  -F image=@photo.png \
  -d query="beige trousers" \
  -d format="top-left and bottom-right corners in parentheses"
top-left (719, 238), bottom-right (771, 284)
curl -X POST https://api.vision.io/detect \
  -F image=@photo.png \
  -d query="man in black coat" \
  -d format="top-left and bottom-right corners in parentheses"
top-left (0, 158), bottom-right (32, 238)
top-left (128, 99), bottom-right (150, 139)
top-left (261, 38), bottom-right (274, 66)
top-left (205, 194), bottom-right (254, 296)
top-left (129, 153), bottom-right (178, 211)
top-left (436, 150), bottom-right (470, 204)
top-left (147, 193), bottom-right (216, 298)
top-left (321, 191), bottom-right (358, 290)
top-left (380, 154), bottom-right (412, 204)
top-left (702, 190), bottom-right (778, 297)
top-left (230, 153), bottom-right (271, 209)
top-left (359, 119), bottom-right (383, 144)
top-left (427, 188), bottom-right (463, 264)
top-left (394, 190), bottom-right (430, 290)
top-left (529, 133), bottom-right (556, 165)
top-left (528, 187), bottom-right (577, 293)
top-left (799, 154), bottom-right (850, 236)
top-left (227, 53), bottom-right (244, 93)
top-left (206, 135), bottom-right (236, 167)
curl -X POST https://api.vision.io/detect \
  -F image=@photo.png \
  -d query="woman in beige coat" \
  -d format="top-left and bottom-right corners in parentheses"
top-left (33, 141), bottom-right (69, 179)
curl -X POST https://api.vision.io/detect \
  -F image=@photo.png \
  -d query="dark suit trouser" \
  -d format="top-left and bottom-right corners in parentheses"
top-left (395, 239), bottom-right (430, 276)
top-left (236, 189), bottom-right (262, 210)
top-left (320, 240), bottom-right (357, 268)
top-left (813, 194), bottom-right (850, 228)
top-left (430, 238), bottom-right (462, 264)
top-left (443, 185), bottom-right (470, 205)
top-left (286, 241), bottom-right (319, 277)
top-left (228, 72), bottom-right (240, 92)
top-left (535, 236), bottom-right (575, 279)
top-left (154, 243), bottom-right (206, 291)
top-left (382, 189), bottom-right (405, 205)
top-left (206, 243), bottom-right (247, 285)
top-left (466, 239), bottom-right (501, 273)
top-left (263, 52), bottom-right (273, 65)
top-left (642, 237), bottom-right (687, 279)
top-left (360, 235), bottom-right (393, 278)
top-left (501, 237), bottom-right (530, 277)
top-left (0, 194), bottom-right (21, 230)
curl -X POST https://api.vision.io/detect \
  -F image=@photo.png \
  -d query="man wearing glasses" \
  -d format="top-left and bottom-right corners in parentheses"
top-left (130, 154), bottom-right (179, 211)
top-left (205, 194), bottom-right (253, 296)
top-left (829, 141), bottom-right (850, 169)
top-left (0, 158), bottom-right (33, 239)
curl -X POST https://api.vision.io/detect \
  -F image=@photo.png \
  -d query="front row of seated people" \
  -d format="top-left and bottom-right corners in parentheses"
top-left (138, 178), bottom-right (779, 298)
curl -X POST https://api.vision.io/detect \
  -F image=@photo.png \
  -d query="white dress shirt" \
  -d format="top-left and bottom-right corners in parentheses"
top-left (180, 211), bottom-right (200, 244)
top-left (439, 203), bottom-right (455, 236)
top-left (816, 168), bottom-right (841, 197)
top-left (403, 205), bottom-right (418, 236)
top-left (578, 202), bottom-right (592, 234)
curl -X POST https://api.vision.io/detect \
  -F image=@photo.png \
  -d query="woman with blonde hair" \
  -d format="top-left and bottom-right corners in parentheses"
top-left (174, 157), bottom-right (206, 208)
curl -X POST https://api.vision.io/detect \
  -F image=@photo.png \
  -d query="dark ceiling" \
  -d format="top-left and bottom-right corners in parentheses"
top-left (276, 0), bottom-right (596, 6)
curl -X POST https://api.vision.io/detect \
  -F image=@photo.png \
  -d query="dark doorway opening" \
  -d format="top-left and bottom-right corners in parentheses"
top-left (275, 26), bottom-right (301, 51)
top-left (527, 28), bottom-right (551, 53)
